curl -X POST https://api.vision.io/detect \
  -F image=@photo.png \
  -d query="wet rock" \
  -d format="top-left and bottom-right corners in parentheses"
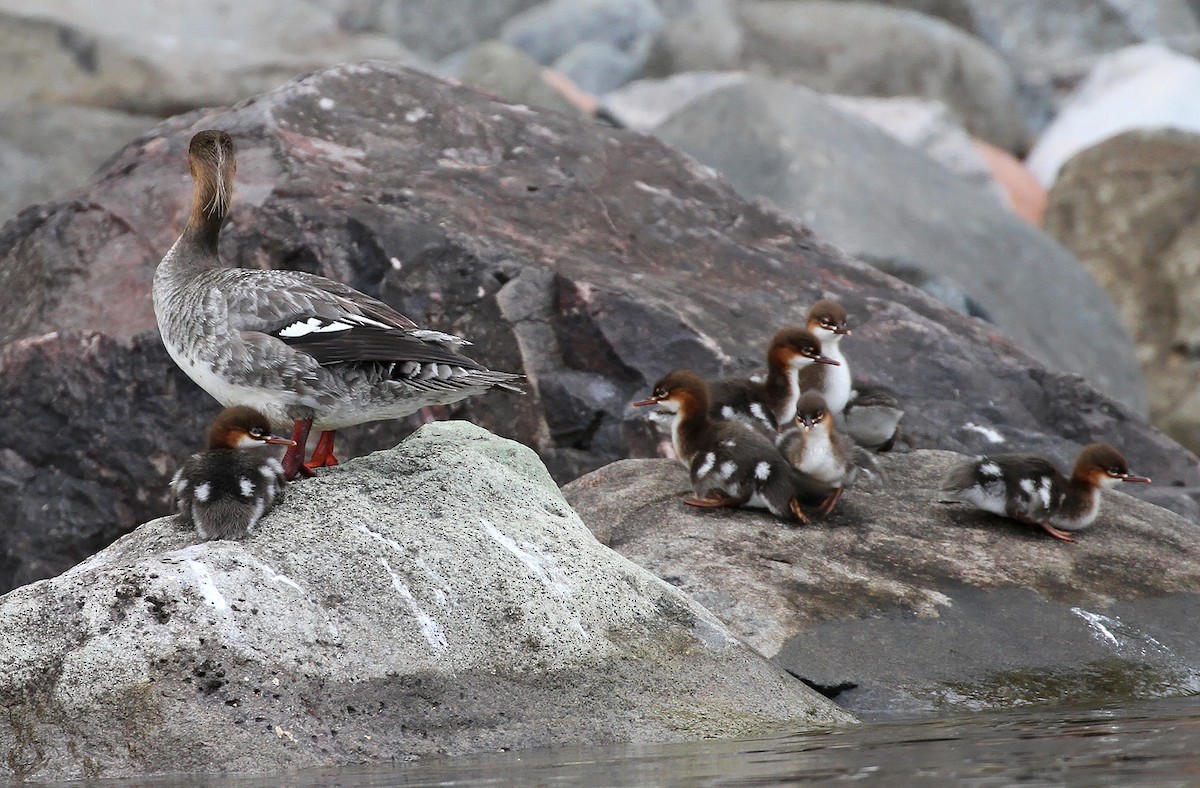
top-left (653, 76), bottom-right (1146, 414)
top-left (563, 452), bottom-right (1200, 718)
top-left (1045, 129), bottom-right (1200, 455)
top-left (735, 1), bottom-right (1028, 151)
top-left (0, 62), bottom-right (1192, 596)
top-left (0, 103), bottom-right (155, 223)
top-left (1026, 44), bottom-right (1200, 187)
top-left (0, 0), bottom-right (411, 115)
top-left (0, 422), bottom-right (851, 782)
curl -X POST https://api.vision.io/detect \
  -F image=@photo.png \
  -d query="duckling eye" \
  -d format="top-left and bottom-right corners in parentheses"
top-left (249, 427), bottom-right (264, 438)
top-left (816, 410), bottom-right (825, 420)
top-left (1108, 467), bottom-right (1122, 476)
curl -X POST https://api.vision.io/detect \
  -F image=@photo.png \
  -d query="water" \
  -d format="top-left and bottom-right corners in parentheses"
top-left (88, 695), bottom-right (1200, 787)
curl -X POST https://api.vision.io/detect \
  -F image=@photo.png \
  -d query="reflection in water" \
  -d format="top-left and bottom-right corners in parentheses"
top-left (90, 696), bottom-right (1200, 787)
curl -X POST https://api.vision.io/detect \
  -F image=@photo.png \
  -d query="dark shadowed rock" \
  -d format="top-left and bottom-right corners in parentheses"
top-left (563, 453), bottom-right (1200, 718)
top-left (0, 62), bottom-right (1195, 595)
top-left (653, 77), bottom-right (1147, 415)
top-left (0, 423), bottom-right (851, 782)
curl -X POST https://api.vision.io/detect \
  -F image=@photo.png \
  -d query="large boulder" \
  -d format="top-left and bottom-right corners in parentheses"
top-left (735, 1), bottom-right (1029, 151)
top-left (0, 62), bottom-right (1193, 599)
top-left (1044, 129), bottom-right (1200, 455)
top-left (563, 452), bottom-right (1200, 718)
top-left (653, 76), bottom-right (1146, 414)
top-left (0, 422), bottom-right (851, 782)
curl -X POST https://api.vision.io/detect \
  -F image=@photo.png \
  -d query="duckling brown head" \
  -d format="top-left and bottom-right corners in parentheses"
top-left (807, 299), bottom-right (851, 337)
top-left (769, 327), bottom-right (839, 371)
top-left (1072, 442), bottom-right (1151, 489)
top-left (206, 406), bottom-right (296, 451)
top-left (794, 391), bottom-right (831, 431)
top-left (186, 130), bottom-right (236, 248)
top-left (632, 370), bottom-right (711, 418)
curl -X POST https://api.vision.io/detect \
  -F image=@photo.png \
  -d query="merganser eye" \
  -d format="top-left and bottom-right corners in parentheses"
top-left (249, 427), bottom-right (263, 438)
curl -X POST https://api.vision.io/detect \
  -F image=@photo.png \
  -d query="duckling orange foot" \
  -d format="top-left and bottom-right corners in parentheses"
top-left (788, 498), bottom-right (811, 524)
top-left (684, 492), bottom-right (749, 508)
top-left (1039, 522), bottom-right (1076, 542)
top-left (817, 487), bottom-right (844, 516)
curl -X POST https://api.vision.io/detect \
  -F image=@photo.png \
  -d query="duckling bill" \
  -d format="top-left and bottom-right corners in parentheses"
top-left (172, 406), bottom-right (295, 541)
top-left (634, 370), bottom-right (822, 523)
top-left (941, 442), bottom-right (1150, 542)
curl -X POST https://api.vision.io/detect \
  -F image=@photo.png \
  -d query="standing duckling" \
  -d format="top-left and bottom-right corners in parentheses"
top-left (172, 406), bottom-right (296, 541)
top-left (633, 370), bottom-right (820, 523)
top-left (941, 443), bottom-right (1151, 542)
top-left (707, 327), bottom-right (839, 432)
top-left (778, 392), bottom-right (883, 515)
top-left (798, 299), bottom-right (853, 415)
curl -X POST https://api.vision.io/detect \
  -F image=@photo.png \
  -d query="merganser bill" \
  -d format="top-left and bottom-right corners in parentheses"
top-left (634, 370), bottom-right (822, 523)
top-left (171, 406), bottom-right (295, 540)
top-left (707, 327), bottom-right (838, 432)
top-left (777, 391), bottom-right (883, 515)
top-left (941, 442), bottom-right (1151, 542)
top-left (798, 299), bottom-right (853, 415)
top-left (153, 130), bottom-right (521, 479)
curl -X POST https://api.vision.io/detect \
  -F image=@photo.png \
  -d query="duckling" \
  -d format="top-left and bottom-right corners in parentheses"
top-left (941, 443), bottom-right (1151, 542)
top-left (708, 327), bottom-right (838, 432)
top-left (778, 391), bottom-right (883, 515)
top-left (798, 299), bottom-right (853, 415)
top-left (634, 370), bottom-right (821, 523)
top-left (171, 406), bottom-right (296, 540)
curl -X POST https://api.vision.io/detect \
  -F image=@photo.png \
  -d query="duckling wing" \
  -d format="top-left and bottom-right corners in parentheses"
top-left (223, 269), bottom-right (483, 368)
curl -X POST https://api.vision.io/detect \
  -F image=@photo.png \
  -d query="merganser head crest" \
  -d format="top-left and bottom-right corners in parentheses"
top-left (188, 129), bottom-right (236, 221)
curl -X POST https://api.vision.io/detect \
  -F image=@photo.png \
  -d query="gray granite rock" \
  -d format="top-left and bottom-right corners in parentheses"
top-left (458, 40), bottom-right (587, 115)
top-left (316, 0), bottom-right (544, 61)
top-left (1045, 129), bottom-right (1200, 456)
top-left (642, 0), bottom-right (744, 76)
top-left (500, 0), bottom-right (665, 72)
top-left (0, 0), bottom-right (413, 115)
top-left (0, 422), bottom-right (852, 782)
top-left (564, 452), bottom-right (1200, 718)
top-left (553, 40), bottom-right (643, 94)
top-left (735, 0), bottom-right (1028, 151)
top-left (653, 77), bottom-right (1146, 415)
top-left (0, 103), bottom-right (155, 223)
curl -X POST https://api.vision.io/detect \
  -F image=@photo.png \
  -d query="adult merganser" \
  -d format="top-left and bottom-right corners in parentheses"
top-left (941, 443), bottom-right (1151, 542)
top-left (634, 370), bottom-right (822, 523)
top-left (777, 391), bottom-right (883, 515)
top-left (171, 406), bottom-right (295, 540)
top-left (153, 130), bottom-right (521, 479)
top-left (707, 327), bottom-right (838, 432)
top-left (798, 299), bottom-right (852, 415)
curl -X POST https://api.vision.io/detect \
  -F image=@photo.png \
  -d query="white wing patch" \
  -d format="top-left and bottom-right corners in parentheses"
top-left (754, 461), bottom-right (771, 481)
top-left (239, 477), bottom-right (255, 498)
top-left (721, 406), bottom-right (735, 420)
top-left (717, 461), bottom-right (737, 480)
top-left (1019, 478), bottom-right (1036, 496)
top-left (979, 462), bottom-right (1002, 478)
top-left (696, 452), bottom-right (716, 477)
top-left (194, 482), bottom-right (211, 503)
top-left (749, 402), bottom-right (767, 422)
top-left (277, 317), bottom-right (355, 337)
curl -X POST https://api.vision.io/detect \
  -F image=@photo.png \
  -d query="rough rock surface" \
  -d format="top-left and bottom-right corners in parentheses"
top-left (1, 62), bottom-right (1193, 598)
top-left (458, 40), bottom-right (589, 117)
top-left (0, 422), bottom-right (851, 782)
top-left (735, 1), bottom-right (1029, 151)
top-left (1045, 129), bottom-right (1200, 455)
top-left (563, 453), bottom-right (1200, 718)
top-left (653, 76), bottom-right (1147, 414)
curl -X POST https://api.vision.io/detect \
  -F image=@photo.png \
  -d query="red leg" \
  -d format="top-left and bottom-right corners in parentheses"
top-left (304, 430), bottom-right (339, 472)
top-left (818, 486), bottom-right (845, 516)
top-left (1038, 522), bottom-right (1077, 543)
top-left (684, 491), bottom-right (749, 508)
top-left (788, 498), bottom-right (811, 525)
top-left (281, 418), bottom-right (314, 481)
